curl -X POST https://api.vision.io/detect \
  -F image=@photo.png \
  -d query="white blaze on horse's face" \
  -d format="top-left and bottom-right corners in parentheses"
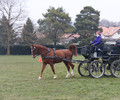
top-left (31, 46), bottom-right (37, 58)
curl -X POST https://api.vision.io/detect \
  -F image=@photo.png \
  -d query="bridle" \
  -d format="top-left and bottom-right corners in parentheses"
top-left (31, 47), bottom-right (39, 58)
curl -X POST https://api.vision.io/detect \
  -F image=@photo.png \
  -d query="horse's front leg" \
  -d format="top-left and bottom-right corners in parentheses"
top-left (38, 62), bottom-right (47, 80)
top-left (50, 63), bottom-right (57, 79)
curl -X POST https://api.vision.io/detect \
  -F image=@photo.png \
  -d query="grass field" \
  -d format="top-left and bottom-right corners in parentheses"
top-left (0, 55), bottom-right (120, 100)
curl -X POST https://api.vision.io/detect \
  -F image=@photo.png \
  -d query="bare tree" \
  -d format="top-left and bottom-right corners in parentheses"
top-left (99, 19), bottom-right (119, 27)
top-left (0, 0), bottom-right (24, 55)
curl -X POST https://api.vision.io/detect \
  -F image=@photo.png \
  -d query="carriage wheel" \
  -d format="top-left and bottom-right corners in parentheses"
top-left (104, 63), bottom-right (112, 76)
top-left (89, 60), bottom-right (104, 78)
top-left (78, 61), bottom-right (90, 77)
top-left (110, 60), bottom-right (120, 78)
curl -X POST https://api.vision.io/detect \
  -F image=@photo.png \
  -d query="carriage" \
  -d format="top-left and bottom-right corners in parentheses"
top-left (78, 41), bottom-right (120, 78)
top-left (30, 42), bottom-right (120, 79)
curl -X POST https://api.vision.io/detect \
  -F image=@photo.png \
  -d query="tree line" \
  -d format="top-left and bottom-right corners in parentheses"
top-left (0, 0), bottom-right (120, 55)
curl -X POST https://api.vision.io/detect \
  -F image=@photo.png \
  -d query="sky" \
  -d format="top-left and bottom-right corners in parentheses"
top-left (25, 0), bottom-right (120, 24)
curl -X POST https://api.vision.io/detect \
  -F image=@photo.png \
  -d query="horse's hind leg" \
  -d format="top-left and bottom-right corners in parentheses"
top-left (68, 62), bottom-right (75, 77)
top-left (64, 61), bottom-right (70, 78)
top-left (50, 63), bottom-right (57, 79)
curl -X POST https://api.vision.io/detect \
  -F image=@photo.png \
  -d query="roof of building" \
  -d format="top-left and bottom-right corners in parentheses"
top-left (36, 33), bottom-right (80, 39)
top-left (101, 27), bottom-right (120, 36)
top-left (61, 33), bottom-right (80, 39)
top-left (36, 33), bottom-right (46, 38)
top-left (72, 33), bottom-right (80, 38)
top-left (61, 33), bottom-right (72, 38)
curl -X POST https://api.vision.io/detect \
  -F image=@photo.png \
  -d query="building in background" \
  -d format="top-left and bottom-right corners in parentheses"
top-left (36, 33), bottom-right (80, 45)
top-left (101, 27), bottom-right (120, 44)
top-left (59, 33), bottom-right (80, 45)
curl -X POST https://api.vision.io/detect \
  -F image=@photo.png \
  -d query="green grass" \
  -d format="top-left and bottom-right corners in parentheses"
top-left (0, 55), bottom-right (120, 100)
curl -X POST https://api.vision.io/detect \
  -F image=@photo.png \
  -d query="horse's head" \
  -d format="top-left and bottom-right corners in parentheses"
top-left (30, 45), bottom-right (39, 58)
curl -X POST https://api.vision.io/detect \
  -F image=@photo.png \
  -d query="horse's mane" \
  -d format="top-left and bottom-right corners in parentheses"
top-left (33, 44), bottom-right (48, 50)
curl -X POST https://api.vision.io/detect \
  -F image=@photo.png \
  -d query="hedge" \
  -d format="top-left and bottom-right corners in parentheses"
top-left (0, 45), bottom-right (81, 55)
top-left (0, 45), bottom-right (66, 55)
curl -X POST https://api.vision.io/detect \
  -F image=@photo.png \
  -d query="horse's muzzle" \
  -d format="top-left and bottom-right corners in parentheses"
top-left (32, 55), bottom-right (37, 58)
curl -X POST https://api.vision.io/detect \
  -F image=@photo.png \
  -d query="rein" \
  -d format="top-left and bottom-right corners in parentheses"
top-left (41, 48), bottom-right (51, 58)
top-left (42, 48), bottom-right (50, 56)
top-left (31, 46), bottom-right (51, 58)
top-left (32, 46), bottom-right (53, 58)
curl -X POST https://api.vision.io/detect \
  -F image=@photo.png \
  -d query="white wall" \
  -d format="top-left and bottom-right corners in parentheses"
top-left (101, 32), bottom-right (120, 44)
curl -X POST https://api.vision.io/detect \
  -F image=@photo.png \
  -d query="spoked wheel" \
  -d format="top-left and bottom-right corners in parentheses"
top-left (89, 60), bottom-right (104, 78)
top-left (104, 63), bottom-right (112, 76)
top-left (110, 60), bottom-right (120, 78)
top-left (78, 61), bottom-right (90, 77)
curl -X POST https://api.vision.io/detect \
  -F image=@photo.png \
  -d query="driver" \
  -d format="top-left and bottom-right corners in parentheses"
top-left (90, 31), bottom-right (102, 57)
top-left (90, 31), bottom-right (102, 46)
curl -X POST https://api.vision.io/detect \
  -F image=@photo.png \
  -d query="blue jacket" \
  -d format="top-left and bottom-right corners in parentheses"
top-left (90, 35), bottom-right (102, 46)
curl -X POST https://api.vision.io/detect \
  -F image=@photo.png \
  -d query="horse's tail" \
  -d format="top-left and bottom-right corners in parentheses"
top-left (69, 44), bottom-right (78, 56)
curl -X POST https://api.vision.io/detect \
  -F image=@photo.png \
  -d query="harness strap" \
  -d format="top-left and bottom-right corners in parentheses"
top-left (53, 48), bottom-right (56, 57)
top-left (53, 48), bottom-right (56, 63)
top-left (48, 48), bottom-right (50, 56)
top-left (42, 48), bottom-right (56, 59)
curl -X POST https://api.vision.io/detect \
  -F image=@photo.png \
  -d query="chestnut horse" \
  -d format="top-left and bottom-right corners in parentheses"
top-left (30, 44), bottom-right (78, 80)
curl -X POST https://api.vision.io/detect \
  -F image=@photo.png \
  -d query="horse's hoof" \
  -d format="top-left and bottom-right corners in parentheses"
top-left (53, 75), bottom-right (57, 79)
top-left (38, 76), bottom-right (42, 80)
top-left (66, 75), bottom-right (70, 78)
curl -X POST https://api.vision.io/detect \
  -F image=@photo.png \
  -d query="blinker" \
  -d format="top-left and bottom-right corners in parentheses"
top-left (33, 47), bottom-right (36, 52)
